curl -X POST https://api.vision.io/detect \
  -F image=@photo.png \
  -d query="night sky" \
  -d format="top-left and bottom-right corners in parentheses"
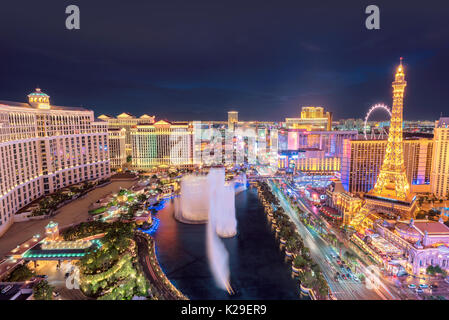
top-left (1, 0), bottom-right (448, 121)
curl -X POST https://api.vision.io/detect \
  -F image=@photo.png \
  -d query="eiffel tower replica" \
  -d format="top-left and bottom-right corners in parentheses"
top-left (350, 59), bottom-right (417, 229)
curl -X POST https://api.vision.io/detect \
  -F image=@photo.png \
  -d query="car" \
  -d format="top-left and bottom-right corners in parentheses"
top-left (408, 284), bottom-right (417, 289)
top-left (1, 285), bottom-right (13, 294)
top-left (430, 284), bottom-right (439, 289)
top-left (52, 291), bottom-right (60, 297)
top-left (419, 284), bottom-right (429, 289)
top-left (337, 260), bottom-right (342, 265)
top-left (64, 272), bottom-right (70, 279)
top-left (36, 275), bottom-right (48, 279)
top-left (353, 276), bottom-right (360, 282)
top-left (416, 288), bottom-right (424, 294)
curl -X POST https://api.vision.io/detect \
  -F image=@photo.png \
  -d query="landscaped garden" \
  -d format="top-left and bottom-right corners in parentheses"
top-left (88, 188), bottom-right (148, 221)
top-left (5, 264), bottom-right (35, 282)
top-left (62, 221), bottom-right (162, 300)
top-left (29, 180), bottom-right (104, 217)
top-left (33, 280), bottom-right (54, 300)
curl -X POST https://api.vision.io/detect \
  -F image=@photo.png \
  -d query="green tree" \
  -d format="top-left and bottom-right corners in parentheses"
top-left (33, 280), bottom-right (53, 300)
top-left (301, 247), bottom-right (310, 258)
top-left (426, 265), bottom-right (435, 275)
top-left (137, 193), bottom-right (147, 202)
top-left (7, 264), bottom-right (34, 282)
top-left (316, 273), bottom-right (329, 297)
top-left (293, 255), bottom-right (308, 269)
top-left (433, 265), bottom-right (447, 277)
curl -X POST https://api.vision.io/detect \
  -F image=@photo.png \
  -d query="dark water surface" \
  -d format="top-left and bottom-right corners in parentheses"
top-left (153, 188), bottom-right (301, 299)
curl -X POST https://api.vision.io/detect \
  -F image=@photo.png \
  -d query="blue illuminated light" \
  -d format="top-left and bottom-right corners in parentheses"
top-left (138, 218), bottom-right (160, 235)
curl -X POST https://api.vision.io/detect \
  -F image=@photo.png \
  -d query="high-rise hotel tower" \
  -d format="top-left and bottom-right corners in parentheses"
top-left (431, 117), bottom-right (449, 198)
top-left (0, 89), bottom-right (110, 236)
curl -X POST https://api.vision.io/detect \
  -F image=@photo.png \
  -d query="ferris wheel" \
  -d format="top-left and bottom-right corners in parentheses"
top-left (364, 103), bottom-right (392, 140)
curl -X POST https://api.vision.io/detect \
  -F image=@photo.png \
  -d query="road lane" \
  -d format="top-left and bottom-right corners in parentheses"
top-left (282, 179), bottom-right (405, 300)
top-left (269, 180), bottom-right (384, 300)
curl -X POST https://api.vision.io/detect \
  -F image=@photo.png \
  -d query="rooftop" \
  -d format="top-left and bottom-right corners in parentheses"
top-left (414, 220), bottom-right (449, 235)
top-left (437, 117), bottom-right (449, 128)
top-left (0, 100), bottom-right (88, 112)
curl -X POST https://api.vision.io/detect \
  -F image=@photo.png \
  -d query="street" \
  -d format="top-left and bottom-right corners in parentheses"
top-left (276, 178), bottom-right (434, 300)
top-left (269, 179), bottom-right (392, 300)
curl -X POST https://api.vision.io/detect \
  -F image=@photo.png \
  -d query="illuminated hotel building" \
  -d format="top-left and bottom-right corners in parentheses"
top-left (341, 138), bottom-right (433, 194)
top-left (285, 106), bottom-right (332, 131)
top-left (131, 120), bottom-right (193, 169)
top-left (227, 111), bottom-right (238, 131)
top-left (373, 217), bottom-right (449, 276)
top-left (98, 113), bottom-right (155, 156)
top-left (0, 89), bottom-right (110, 236)
top-left (277, 128), bottom-right (357, 174)
top-left (108, 128), bottom-right (126, 169)
top-left (431, 117), bottom-right (449, 198)
top-left (279, 149), bottom-right (341, 173)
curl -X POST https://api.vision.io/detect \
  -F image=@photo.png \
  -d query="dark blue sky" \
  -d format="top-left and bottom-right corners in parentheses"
top-left (0, 0), bottom-right (448, 121)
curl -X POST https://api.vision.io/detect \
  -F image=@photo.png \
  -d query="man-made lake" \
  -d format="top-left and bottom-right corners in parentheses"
top-left (153, 188), bottom-right (302, 299)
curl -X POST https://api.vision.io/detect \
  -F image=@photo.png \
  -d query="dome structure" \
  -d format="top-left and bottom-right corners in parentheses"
top-left (28, 88), bottom-right (50, 109)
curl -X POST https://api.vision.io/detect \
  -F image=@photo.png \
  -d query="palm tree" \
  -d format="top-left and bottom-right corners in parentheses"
top-left (293, 255), bottom-right (308, 269)
top-left (301, 247), bottom-right (310, 258)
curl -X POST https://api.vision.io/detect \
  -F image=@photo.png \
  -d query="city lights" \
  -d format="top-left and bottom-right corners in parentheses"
top-left (0, 2), bottom-right (448, 308)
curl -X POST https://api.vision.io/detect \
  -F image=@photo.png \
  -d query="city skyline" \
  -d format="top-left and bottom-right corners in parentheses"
top-left (1, 0), bottom-right (449, 305)
top-left (1, 1), bottom-right (449, 121)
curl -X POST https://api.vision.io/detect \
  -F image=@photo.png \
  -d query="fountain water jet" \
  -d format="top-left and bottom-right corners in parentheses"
top-left (174, 169), bottom-right (237, 238)
top-left (206, 168), bottom-right (234, 292)
top-left (174, 174), bottom-right (209, 224)
top-left (174, 168), bottom-right (237, 292)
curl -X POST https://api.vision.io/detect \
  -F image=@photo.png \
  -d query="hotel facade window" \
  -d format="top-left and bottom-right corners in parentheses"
top-left (341, 137), bottom-right (433, 194)
top-left (98, 113), bottom-right (155, 156)
top-left (431, 117), bottom-right (449, 198)
top-left (0, 89), bottom-right (110, 236)
top-left (131, 120), bottom-right (193, 169)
